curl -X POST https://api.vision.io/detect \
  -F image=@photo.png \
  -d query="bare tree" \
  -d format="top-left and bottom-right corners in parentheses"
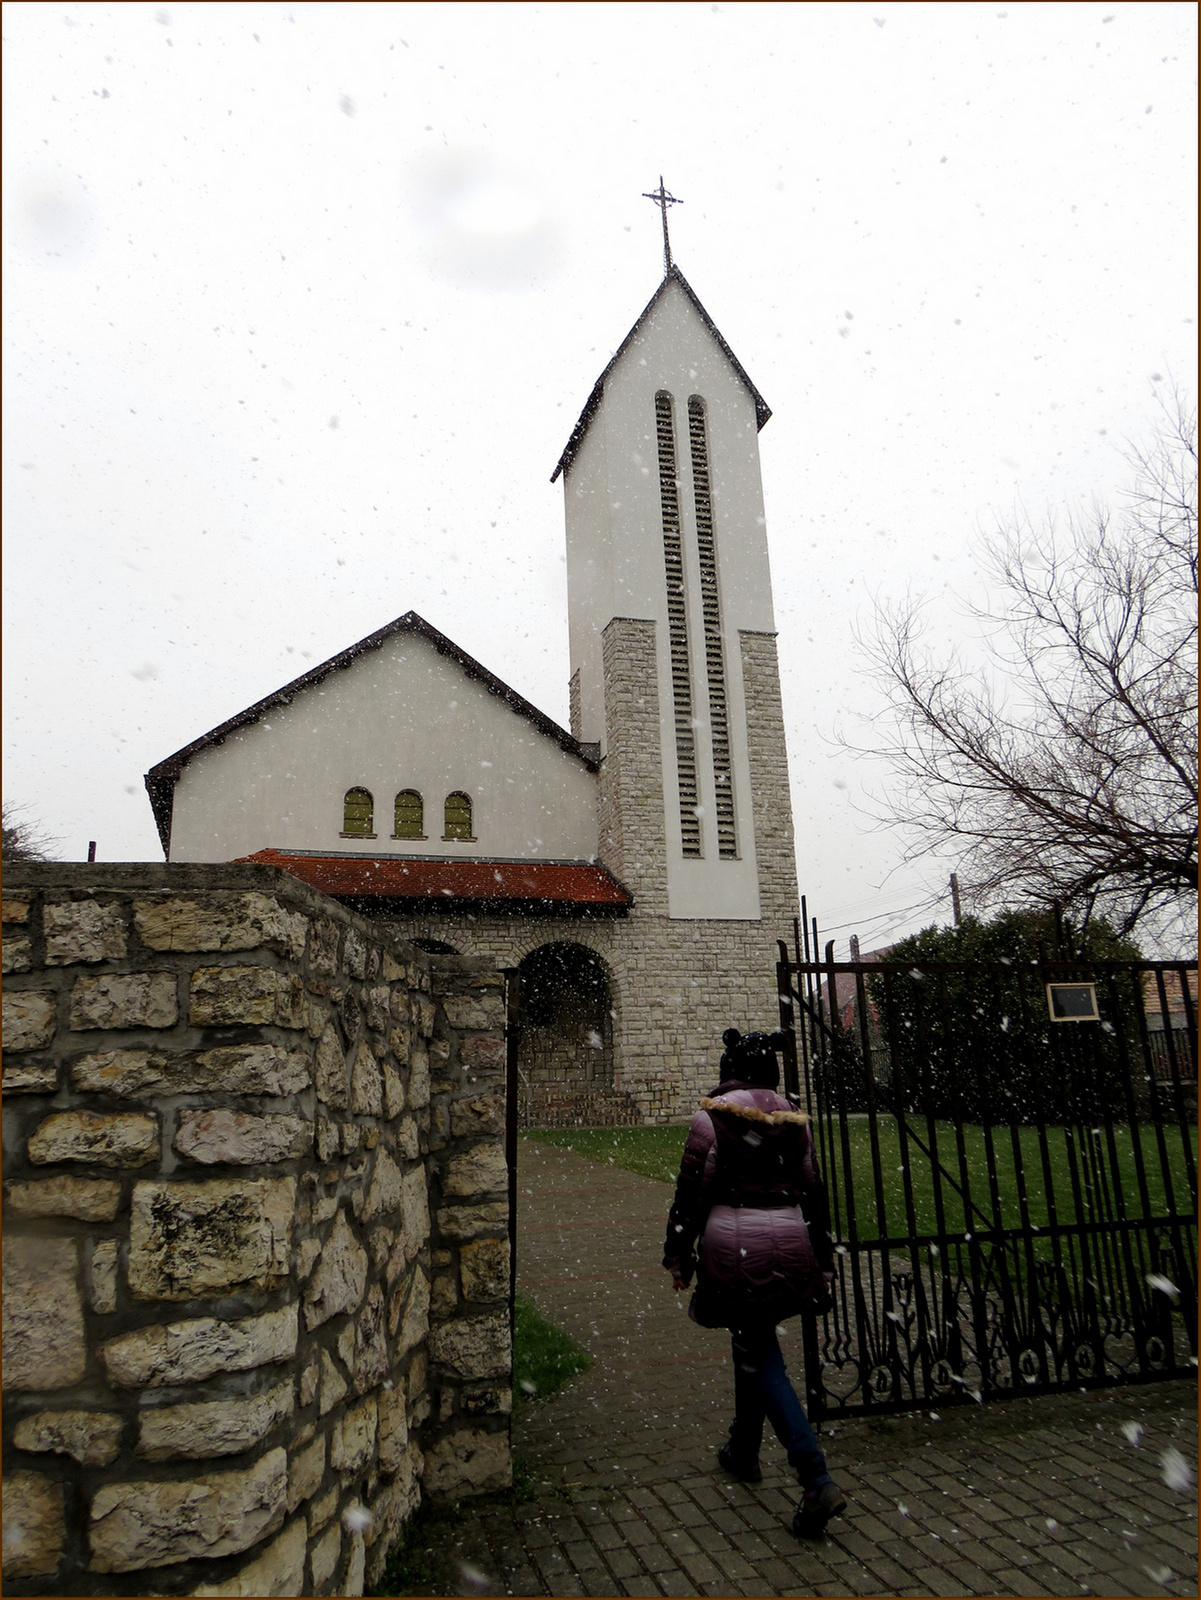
top-left (2, 803), bottom-right (58, 863)
top-left (859, 391), bottom-right (1197, 943)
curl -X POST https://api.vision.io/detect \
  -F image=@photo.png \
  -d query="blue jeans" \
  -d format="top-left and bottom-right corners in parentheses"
top-left (728, 1324), bottom-right (832, 1490)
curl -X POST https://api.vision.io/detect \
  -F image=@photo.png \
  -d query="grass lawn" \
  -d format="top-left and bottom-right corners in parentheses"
top-left (512, 1291), bottom-right (591, 1401)
top-left (526, 1119), bottom-right (1194, 1244)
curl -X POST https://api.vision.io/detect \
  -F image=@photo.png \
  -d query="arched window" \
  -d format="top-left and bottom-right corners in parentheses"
top-left (341, 787), bottom-right (375, 837)
top-left (393, 789), bottom-right (425, 839)
top-left (443, 791), bottom-right (474, 841)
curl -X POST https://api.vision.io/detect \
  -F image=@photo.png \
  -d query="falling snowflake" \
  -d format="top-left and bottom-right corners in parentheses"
top-left (1144, 1565), bottom-right (1173, 1585)
top-left (1045, 1518), bottom-right (1058, 1530)
top-left (520, 1379), bottom-right (537, 1394)
top-left (1161, 1447), bottom-right (1193, 1490)
top-left (898, 1502), bottom-right (910, 1517)
top-left (343, 1504), bottom-right (372, 1532)
top-left (1121, 1421), bottom-right (1145, 1447)
top-left (1146, 1273), bottom-right (1179, 1299)
top-left (457, 1562), bottom-right (491, 1593)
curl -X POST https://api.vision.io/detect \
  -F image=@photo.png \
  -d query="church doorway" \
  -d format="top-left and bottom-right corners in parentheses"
top-left (513, 942), bottom-right (635, 1127)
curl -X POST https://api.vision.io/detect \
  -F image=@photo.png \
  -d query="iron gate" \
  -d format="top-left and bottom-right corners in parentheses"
top-left (775, 915), bottom-right (1197, 1424)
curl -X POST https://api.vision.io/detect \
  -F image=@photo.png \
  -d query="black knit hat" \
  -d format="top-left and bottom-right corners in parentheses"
top-left (720, 1028), bottom-right (786, 1088)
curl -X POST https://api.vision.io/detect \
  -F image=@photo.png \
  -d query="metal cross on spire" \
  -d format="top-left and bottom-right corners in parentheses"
top-left (642, 176), bottom-right (682, 276)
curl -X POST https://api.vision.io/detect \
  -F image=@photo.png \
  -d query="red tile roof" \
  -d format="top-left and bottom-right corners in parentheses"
top-left (237, 850), bottom-right (632, 910)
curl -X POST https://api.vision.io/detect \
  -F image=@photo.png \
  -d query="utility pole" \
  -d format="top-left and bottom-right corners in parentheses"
top-left (950, 873), bottom-right (962, 927)
top-left (87, 842), bottom-right (97, 863)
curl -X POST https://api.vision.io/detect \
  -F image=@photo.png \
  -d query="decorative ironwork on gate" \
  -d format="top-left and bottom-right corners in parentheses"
top-left (775, 906), bottom-right (1198, 1423)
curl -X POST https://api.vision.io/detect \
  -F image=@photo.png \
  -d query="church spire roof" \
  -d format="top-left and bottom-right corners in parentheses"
top-left (550, 264), bottom-right (771, 483)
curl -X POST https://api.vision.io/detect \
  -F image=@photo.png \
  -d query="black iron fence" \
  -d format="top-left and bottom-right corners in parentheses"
top-left (776, 914), bottom-right (1197, 1423)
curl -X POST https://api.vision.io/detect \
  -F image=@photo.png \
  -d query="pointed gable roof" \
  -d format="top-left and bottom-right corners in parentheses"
top-left (144, 610), bottom-right (598, 855)
top-left (551, 264), bottom-right (772, 483)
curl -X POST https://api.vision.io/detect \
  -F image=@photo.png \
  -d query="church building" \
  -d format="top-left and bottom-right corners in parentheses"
top-left (146, 257), bottom-right (801, 1126)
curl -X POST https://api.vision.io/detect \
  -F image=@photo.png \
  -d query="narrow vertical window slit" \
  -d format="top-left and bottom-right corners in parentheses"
top-left (655, 391), bottom-right (701, 856)
top-left (688, 396), bottom-right (738, 858)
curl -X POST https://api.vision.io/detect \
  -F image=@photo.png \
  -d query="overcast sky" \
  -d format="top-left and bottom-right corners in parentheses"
top-left (4, 1), bottom-right (1196, 954)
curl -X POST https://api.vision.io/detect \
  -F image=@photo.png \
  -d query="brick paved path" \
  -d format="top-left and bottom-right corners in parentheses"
top-left (411, 1140), bottom-right (1198, 1598)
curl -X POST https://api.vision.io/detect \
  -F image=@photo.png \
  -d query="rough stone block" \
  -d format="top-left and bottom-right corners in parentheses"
top-left (307, 1484), bottom-right (339, 1533)
top-left (2, 1055), bottom-right (57, 1092)
top-left (286, 1433), bottom-right (326, 1513)
top-left (449, 1093), bottom-right (505, 1137)
top-left (433, 1200), bottom-right (508, 1241)
top-left (351, 1041), bottom-right (382, 1115)
top-left (383, 1062), bottom-right (405, 1117)
top-left (442, 1141), bottom-right (508, 1198)
top-left (128, 1178), bottom-right (295, 1300)
top-left (354, 1284), bottom-right (389, 1394)
top-left (329, 1394), bottom-right (377, 1472)
top-left (70, 1043), bottom-right (310, 1098)
top-left (319, 1349), bottom-right (348, 1416)
top-left (308, 918), bottom-right (341, 976)
top-left (89, 1448), bottom-right (287, 1572)
top-left (2, 897), bottom-right (32, 923)
top-left (70, 971), bottom-right (177, 1030)
top-left (103, 1303), bottom-right (297, 1387)
top-left (4, 1175), bottom-right (121, 1221)
top-left (377, 1385), bottom-right (409, 1475)
top-left (394, 1117), bottom-right (420, 1160)
top-left (175, 1110), bottom-right (312, 1165)
top-left (344, 1528), bottom-right (366, 1596)
top-left (428, 1312), bottom-right (510, 1380)
top-left (133, 893), bottom-right (307, 958)
top-left (91, 1238), bottom-right (120, 1312)
top-left (3, 990), bottom-right (57, 1050)
top-left (461, 1383), bottom-right (512, 1416)
top-left (303, 1210), bottom-right (368, 1329)
top-left (421, 1426), bottom-right (511, 1497)
top-left (28, 1110), bottom-right (158, 1168)
top-left (391, 1267), bottom-right (429, 1357)
top-left (361, 1147), bottom-right (404, 1223)
top-left (408, 1043), bottom-right (430, 1108)
top-left (2, 1236), bottom-right (86, 1391)
top-left (2, 1471), bottom-right (65, 1579)
top-left (344, 927), bottom-right (368, 979)
top-left (12, 1408), bottom-right (123, 1466)
top-left (137, 1377), bottom-right (293, 1460)
top-left (413, 993), bottom-right (436, 1036)
top-left (458, 1035), bottom-right (506, 1073)
top-left (189, 966), bottom-right (305, 1028)
top-left (309, 1521), bottom-right (342, 1590)
top-left (189, 1515), bottom-right (307, 1597)
top-left (441, 992), bottom-right (504, 1031)
top-left (459, 1237), bottom-right (510, 1303)
top-left (315, 1022), bottom-right (349, 1109)
top-left (43, 900), bottom-right (127, 964)
top-left (2, 934), bottom-right (32, 973)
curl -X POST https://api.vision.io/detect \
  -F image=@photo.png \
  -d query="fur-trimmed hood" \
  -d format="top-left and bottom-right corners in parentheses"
top-left (700, 1094), bottom-right (809, 1127)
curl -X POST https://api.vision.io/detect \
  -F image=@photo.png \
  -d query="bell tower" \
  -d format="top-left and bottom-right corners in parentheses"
top-left (553, 261), bottom-right (795, 926)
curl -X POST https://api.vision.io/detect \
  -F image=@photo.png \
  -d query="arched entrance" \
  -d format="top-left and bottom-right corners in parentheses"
top-left (513, 942), bottom-right (635, 1127)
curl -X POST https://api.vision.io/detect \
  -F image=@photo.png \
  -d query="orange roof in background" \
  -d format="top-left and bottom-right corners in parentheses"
top-left (237, 850), bottom-right (632, 909)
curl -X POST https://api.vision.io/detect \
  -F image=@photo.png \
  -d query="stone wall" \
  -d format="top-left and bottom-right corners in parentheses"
top-left (1, 864), bottom-right (510, 1597)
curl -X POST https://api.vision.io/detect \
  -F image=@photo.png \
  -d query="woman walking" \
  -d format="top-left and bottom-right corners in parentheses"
top-left (662, 1027), bottom-right (846, 1538)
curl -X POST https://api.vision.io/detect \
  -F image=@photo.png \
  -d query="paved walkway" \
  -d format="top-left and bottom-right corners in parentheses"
top-left (413, 1140), bottom-right (1197, 1598)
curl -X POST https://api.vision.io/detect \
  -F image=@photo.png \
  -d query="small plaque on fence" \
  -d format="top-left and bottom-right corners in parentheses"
top-left (1046, 981), bottom-right (1100, 1022)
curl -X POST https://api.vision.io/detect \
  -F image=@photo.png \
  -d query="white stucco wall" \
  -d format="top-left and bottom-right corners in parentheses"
top-left (561, 276), bottom-right (779, 920)
top-left (167, 629), bottom-right (600, 864)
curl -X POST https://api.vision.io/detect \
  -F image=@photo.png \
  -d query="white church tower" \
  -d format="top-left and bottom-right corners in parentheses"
top-left (551, 212), bottom-right (801, 1114)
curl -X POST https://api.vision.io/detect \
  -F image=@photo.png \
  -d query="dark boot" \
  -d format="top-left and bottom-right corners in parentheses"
top-left (792, 1481), bottom-right (847, 1538)
top-left (717, 1442), bottom-right (763, 1483)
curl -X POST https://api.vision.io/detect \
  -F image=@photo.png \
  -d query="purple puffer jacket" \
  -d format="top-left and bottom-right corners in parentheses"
top-left (662, 1080), bottom-right (836, 1329)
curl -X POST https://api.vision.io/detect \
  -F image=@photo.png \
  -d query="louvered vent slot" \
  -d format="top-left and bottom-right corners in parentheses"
top-left (655, 391), bottom-right (701, 857)
top-left (688, 395), bottom-right (737, 858)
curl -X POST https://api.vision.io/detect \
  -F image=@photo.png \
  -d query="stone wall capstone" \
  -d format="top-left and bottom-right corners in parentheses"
top-left (1, 864), bottom-right (510, 1597)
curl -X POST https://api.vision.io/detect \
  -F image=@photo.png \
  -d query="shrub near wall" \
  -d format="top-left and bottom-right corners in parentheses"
top-left (1, 864), bottom-right (511, 1597)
